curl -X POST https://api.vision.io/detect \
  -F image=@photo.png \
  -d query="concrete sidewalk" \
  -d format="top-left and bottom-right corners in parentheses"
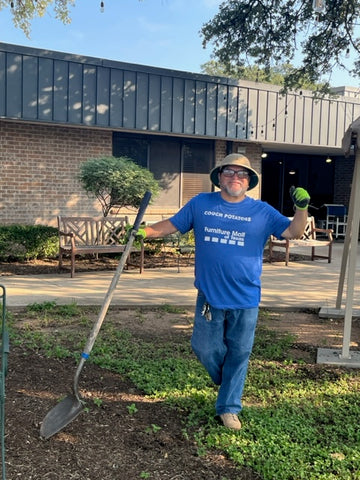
top-left (261, 241), bottom-right (360, 311)
top-left (0, 241), bottom-right (359, 311)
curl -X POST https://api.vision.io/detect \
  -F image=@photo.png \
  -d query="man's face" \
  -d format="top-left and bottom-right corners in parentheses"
top-left (218, 165), bottom-right (250, 198)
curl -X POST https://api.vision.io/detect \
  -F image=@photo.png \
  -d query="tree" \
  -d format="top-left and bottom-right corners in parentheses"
top-left (200, 60), bottom-right (325, 91)
top-left (79, 156), bottom-right (160, 217)
top-left (0, 0), bottom-right (74, 37)
top-left (1, 0), bottom-right (142, 37)
top-left (201, 0), bottom-right (360, 94)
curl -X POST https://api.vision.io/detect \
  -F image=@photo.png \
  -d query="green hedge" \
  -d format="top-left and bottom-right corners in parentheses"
top-left (0, 225), bottom-right (58, 261)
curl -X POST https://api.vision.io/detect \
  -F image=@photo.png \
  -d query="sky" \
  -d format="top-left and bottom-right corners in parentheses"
top-left (0, 0), bottom-right (358, 88)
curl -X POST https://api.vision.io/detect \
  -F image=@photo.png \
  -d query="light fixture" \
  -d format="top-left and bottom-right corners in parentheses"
top-left (261, 152), bottom-right (268, 158)
top-left (100, 1), bottom-right (104, 12)
top-left (313, 0), bottom-right (325, 13)
top-left (326, 156), bottom-right (332, 163)
top-left (289, 170), bottom-right (296, 175)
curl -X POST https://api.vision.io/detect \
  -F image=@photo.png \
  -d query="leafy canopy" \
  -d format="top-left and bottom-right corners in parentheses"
top-left (201, 0), bottom-right (360, 94)
top-left (0, 0), bottom-right (74, 37)
top-left (1, 0), bottom-right (143, 37)
top-left (200, 60), bottom-right (325, 91)
top-left (79, 156), bottom-right (160, 217)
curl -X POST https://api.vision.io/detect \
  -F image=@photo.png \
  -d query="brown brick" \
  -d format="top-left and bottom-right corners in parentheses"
top-left (0, 120), bottom-right (112, 225)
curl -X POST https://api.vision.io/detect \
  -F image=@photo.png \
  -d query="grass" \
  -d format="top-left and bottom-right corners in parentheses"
top-left (5, 303), bottom-right (360, 480)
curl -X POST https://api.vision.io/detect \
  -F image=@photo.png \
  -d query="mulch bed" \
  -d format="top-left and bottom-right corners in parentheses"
top-left (0, 250), bottom-right (309, 276)
top-left (0, 252), bottom-right (338, 479)
top-left (6, 346), bottom-right (256, 480)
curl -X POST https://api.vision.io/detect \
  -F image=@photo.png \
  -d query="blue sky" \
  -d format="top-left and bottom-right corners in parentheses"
top-left (0, 0), bottom-right (358, 87)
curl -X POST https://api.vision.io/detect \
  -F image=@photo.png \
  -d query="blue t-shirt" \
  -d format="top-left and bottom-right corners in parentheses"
top-left (170, 192), bottom-right (290, 309)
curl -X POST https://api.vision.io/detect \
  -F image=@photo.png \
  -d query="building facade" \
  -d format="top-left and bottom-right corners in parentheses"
top-left (0, 42), bottom-right (358, 225)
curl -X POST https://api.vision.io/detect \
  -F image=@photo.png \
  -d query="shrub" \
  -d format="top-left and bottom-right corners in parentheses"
top-left (0, 225), bottom-right (58, 261)
top-left (79, 156), bottom-right (160, 216)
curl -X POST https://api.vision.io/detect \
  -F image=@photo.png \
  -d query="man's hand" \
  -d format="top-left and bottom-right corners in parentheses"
top-left (125, 225), bottom-right (147, 242)
top-left (290, 187), bottom-right (310, 211)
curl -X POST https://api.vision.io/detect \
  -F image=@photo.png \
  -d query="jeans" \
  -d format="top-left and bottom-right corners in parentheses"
top-left (191, 291), bottom-right (258, 415)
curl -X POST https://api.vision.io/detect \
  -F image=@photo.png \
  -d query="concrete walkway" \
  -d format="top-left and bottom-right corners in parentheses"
top-left (0, 241), bottom-right (359, 311)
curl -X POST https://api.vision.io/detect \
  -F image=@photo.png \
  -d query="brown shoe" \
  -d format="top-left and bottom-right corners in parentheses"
top-left (220, 413), bottom-right (242, 430)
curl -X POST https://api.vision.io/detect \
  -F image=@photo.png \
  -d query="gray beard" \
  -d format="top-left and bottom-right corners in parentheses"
top-left (220, 183), bottom-right (248, 198)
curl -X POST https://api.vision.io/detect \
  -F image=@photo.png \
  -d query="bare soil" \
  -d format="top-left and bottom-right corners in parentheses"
top-left (2, 258), bottom-right (359, 479)
top-left (0, 248), bottom-right (306, 276)
top-left (0, 251), bottom-right (191, 276)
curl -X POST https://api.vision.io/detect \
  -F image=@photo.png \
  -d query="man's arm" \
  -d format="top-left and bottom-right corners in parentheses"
top-left (281, 209), bottom-right (308, 239)
top-left (144, 219), bottom-right (178, 239)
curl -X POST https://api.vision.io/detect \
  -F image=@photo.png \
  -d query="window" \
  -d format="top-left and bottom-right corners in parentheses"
top-left (113, 132), bottom-right (214, 208)
top-left (112, 134), bottom-right (148, 167)
top-left (182, 142), bottom-right (213, 204)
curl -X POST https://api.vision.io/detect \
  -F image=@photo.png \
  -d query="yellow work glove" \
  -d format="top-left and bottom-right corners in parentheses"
top-left (125, 225), bottom-right (147, 242)
top-left (290, 187), bottom-right (310, 210)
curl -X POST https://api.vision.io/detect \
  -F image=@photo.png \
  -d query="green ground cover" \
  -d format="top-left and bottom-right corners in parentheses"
top-left (7, 303), bottom-right (360, 480)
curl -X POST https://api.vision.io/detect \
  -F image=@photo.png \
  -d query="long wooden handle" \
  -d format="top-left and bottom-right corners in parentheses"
top-left (73, 191), bottom-right (152, 391)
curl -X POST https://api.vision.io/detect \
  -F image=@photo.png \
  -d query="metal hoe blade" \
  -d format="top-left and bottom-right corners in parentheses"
top-left (40, 191), bottom-right (152, 439)
top-left (40, 394), bottom-right (83, 439)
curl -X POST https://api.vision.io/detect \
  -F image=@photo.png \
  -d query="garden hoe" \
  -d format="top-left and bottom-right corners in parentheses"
top-left (40, 191), bottom-right (152, 439)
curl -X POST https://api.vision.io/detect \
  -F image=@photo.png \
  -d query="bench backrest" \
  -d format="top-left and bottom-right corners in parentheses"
top-left (57, 216), bottom-right (129, 247)
top-left (300, 216), bottom-right (316, 240)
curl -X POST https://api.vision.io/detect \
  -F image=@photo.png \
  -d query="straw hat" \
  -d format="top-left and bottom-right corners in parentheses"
top-left (210, 153), bottom-right (259, 190)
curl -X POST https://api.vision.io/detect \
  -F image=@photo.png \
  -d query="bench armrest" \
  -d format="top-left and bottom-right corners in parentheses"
top-left (312, 227), bottom-right (334, 241)
top-left (58, 230), bottom-right (76, 250)
top-left (269, 235), bottom-right (289, 243)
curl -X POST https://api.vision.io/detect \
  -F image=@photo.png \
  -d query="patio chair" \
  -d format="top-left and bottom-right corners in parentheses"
top-left (324, 204), bottom-right (347, 239)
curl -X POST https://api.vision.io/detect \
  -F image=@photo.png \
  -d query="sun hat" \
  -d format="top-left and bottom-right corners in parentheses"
top-left (210, 153), bottom-right (259, 190)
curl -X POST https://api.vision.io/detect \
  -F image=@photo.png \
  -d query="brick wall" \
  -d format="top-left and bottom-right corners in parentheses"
top-left (0, 121), bottom-right (265, 227)
top-left (334, 156), bottom-right (354, 208)
top-left (240, 142), bottom-right (262, 199)
top-left (214, 140), bottom-right (227, 164)
top-left (0, 120), bottom-right (112, 225)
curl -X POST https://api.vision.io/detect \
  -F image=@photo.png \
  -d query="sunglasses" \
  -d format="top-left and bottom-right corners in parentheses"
top-left (221, 168), bottom-right (250, 179)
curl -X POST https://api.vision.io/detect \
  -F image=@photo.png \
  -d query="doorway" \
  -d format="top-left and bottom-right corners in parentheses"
top-left (261, 153), bottom-right (335, 218)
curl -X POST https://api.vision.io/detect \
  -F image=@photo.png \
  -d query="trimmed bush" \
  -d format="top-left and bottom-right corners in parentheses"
top-left (79, 156), bottom-right (160, 216)
top-left (0, 225), bottom-right (58, 261)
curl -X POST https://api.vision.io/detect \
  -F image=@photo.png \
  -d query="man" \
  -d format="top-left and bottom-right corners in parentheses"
top-left (141, 153), bottom-right (309, 430)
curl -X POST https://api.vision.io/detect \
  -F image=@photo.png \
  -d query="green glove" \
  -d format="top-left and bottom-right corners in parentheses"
top-left (135, 227), bottom-right (147, 240)
top-left (290, 187), bottom-right (310, 210)
top-left (125, 224), bottom-right (147, 242)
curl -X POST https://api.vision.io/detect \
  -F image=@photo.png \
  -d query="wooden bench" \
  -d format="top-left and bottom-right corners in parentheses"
top-left (57, 216), bottom-right (144, 277)
top-left (268, 216), bottom-right (333, 266)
